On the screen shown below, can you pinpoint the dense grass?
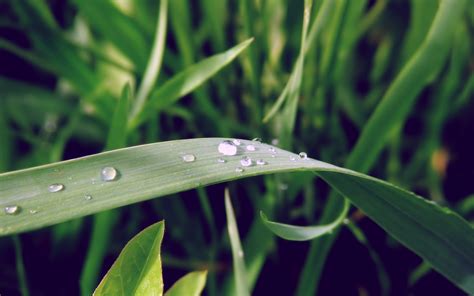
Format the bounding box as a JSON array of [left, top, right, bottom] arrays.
[[0, 0, 473, 295]]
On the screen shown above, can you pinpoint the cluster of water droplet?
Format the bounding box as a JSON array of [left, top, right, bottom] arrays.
[[4, 166, 120, 216]]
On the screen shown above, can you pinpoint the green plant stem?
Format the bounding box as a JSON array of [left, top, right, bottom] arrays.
[[13, 235, 30, 296]]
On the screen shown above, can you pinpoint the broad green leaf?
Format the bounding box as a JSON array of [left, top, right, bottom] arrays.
[[1, 138, 474, 293], [225, 189, 250, 296], [129, 38, 254, 129], [93, 221, 165, 296], [260, 197, 349, 241], [164, 270, 207, 296]]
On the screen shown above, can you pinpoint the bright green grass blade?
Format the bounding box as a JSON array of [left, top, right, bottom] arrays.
[[1, 138, 474, 292], [165, 270, 207, 296], [129, 38, 254, 129], [225, 189, 250, 296], [260, 197, 348, 241], [93, 221, 165, 295], [131, 0, 168, 120], [106, 84, 132, 150]]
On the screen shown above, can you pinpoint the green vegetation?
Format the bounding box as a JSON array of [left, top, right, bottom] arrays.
[[0, 0, 473, 295]]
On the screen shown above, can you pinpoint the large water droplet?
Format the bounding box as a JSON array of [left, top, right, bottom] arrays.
[[256, 159, 266, 165], [182, 154, 196, 162], [299, 152, 308, 159], [84, 195, 93, 201], [48, 183, 64, 193], [240, 156, 252, 167], [235, 167, 244, 173], [101, 167, 118, 182], [4, 205, 20, 215], [246, 144, 256, 151], [217, 158, 226, 163], [232, 139, 241, 146], [218, 140, 238, 156]]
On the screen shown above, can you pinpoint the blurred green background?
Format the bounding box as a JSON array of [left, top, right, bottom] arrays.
[[0, 0, 473, 295]]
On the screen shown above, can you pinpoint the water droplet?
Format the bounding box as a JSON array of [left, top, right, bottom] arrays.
[[29, 209, 38, 214], [268, 147, 276, 153], [271, 139, 279, 146], [182, 154, 196, 162], [101, 167, 118, 182], [217, 158, 226, 163], [299, 152, 308, 159], [256, 159, 266, 165], [240, 156, 252, 167], [218, 140, 238, 156], [271, 154, 276, 158], [252, 137, 262, 142], [232, 139, 241, 146], [84, 195, 93, 201], [235, 167, 244, 173], [48, 183, 64, 193], [4, 205, 20, 215], [290, 156, 296, 161], [246, 144, 256, 151]]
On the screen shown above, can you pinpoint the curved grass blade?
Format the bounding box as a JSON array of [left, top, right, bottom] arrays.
[[259, 197, 349, 241], [93, 221, 165, 295], [130, 38, 254, 129], [0, 138, 473, 293], [165, 270, 207, 296], [225, 189, 250, 296]]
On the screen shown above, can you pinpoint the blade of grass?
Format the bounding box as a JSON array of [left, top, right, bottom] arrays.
[[297, 1, 467, 294], [129, 38, 254, 129], [93, 221, 165, 295], [165, 270, 208, 296], [224, 188, 250, 296], [131, 0, 168, 121], [13, 235, 30, 296], [1, 138, 474, 292], [259, 196, 348, 241]]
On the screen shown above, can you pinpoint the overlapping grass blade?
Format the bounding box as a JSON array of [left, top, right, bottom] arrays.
[[1, 138, 474, 293], [129, 38, 254, 129], [93, 221, 165, 295]]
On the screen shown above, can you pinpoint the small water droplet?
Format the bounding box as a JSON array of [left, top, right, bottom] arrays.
[[84, 195, 93, 201], [246, 144, 256, 151], [217, 158, 226, 163], [268, 147, 276, 153], [101, 167, 118, 182], [235, 167, 244, 173], [256, 159, 266, 165], [232, 139, 241, 146], [271, 139, 279, 146], [29, 209, 38, 214], [299, 152, 308, 159], [182, 154, 196, 162], [218, 140, 238, 156], [290, 156, 296, 161], [48, 183, 64, 193], [4, 205, 21, 215], [252, 137, 262, 142], [240, 156, 252, 167]]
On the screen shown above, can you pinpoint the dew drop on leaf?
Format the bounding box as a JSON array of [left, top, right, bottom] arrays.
[[232, 139, 241, 146], [84, 195, 93, 201], [4, 205, 21, 215], [240, 156, 252, 167], [182, 154, 196, 162], [101, 167, 118, 182], [218, 140, 238, 156], [217, 158, 226, 163], [235, 167, 244, 173], [48, 183, 64, 193], [256, 159, 266, 165], [299, 152, 308, 159], [246, 144, 256, 151]]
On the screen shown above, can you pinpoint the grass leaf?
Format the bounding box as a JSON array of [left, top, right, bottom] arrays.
[[1, 138, 474, 293], [164, 270, 207, 296], [93, 221, 165, 295]]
